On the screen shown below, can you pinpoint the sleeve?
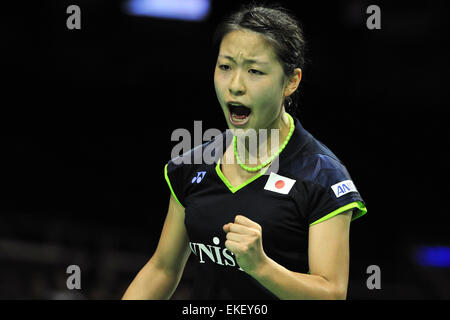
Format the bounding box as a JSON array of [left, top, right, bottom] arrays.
[[306, 157, 368, 226], [164, 160, 186, 208]]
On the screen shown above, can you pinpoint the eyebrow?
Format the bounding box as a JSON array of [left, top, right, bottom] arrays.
[[219, 55, 269, 65]]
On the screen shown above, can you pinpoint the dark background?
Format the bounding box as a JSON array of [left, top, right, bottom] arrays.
[[1, 0, 449, 299]]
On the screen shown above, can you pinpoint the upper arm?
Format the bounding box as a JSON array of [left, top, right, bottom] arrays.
[[308, 209, 353, 298], [151, 195, 191, 276]]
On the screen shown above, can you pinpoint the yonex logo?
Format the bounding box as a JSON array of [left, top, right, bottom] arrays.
[[192, 171, 206, 184]]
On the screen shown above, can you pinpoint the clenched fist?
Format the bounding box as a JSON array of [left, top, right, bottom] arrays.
[[223, 215, 268, 275]]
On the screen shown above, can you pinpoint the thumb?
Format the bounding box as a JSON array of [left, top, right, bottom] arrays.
[[223, 223, 231, 233]]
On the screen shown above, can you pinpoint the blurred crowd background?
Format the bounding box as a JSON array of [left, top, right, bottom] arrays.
[[1, 0, 449, 299]]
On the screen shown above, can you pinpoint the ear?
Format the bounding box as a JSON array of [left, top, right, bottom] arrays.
[[284, 68, 302, 97]]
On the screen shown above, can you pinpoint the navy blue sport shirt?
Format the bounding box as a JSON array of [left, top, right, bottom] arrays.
[[164, 116, 368, 299]]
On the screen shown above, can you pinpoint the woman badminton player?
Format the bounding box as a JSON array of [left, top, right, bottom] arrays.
[[122, 3, 367, 300]]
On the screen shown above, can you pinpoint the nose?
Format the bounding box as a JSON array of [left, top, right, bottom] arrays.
[[229, 70, 245, 96]]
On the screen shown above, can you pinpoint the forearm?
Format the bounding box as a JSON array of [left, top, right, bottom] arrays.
[[249, 257, 346, 300], [122, 260, 181, 300]]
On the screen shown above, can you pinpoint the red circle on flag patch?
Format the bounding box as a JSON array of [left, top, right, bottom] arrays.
[[275, 180, 285, 189]]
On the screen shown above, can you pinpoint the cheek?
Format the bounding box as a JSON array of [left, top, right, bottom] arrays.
[[255, 81, 283, 107], [214, 73, 225, 99]]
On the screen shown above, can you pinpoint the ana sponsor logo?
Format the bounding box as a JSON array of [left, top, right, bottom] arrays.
[[331, 180, 358, 198]]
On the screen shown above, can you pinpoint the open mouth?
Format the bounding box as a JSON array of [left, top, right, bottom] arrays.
[[227, 102, 251, 126]]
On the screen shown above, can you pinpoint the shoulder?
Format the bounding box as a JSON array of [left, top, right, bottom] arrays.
[[166, 130, 229, 177], [284, 136, 352, 189], [304, 153, 350, 185], [164, 131, 229, 207], [280, 118, 350, 185]]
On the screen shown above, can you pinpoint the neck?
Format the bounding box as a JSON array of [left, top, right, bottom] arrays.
[[236, 111, 291, 167]]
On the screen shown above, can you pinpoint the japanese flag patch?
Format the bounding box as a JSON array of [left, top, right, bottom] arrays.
[[264, 172, 296, 194], [331, 180, 358, 198]]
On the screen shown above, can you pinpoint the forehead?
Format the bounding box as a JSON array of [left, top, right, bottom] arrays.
[[218, 29, 277, 63]]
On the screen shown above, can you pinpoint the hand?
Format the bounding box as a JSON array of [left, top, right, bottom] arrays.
[[223, 215, 268, 275]]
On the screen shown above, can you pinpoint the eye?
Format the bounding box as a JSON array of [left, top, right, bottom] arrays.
[[218, 64, 230, 71], [249, 69, 264, 75]]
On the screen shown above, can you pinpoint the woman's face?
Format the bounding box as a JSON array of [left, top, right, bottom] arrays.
[[214, 29, 290, 132]]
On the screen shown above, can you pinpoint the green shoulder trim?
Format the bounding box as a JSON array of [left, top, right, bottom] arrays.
[[164, 163, 184, 209], [309, 201, 367, 226]]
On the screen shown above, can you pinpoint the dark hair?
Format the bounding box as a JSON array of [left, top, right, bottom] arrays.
[[213, 2, 307, 116]]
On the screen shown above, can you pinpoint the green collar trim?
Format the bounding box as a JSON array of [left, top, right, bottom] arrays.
[[217, 113, 295, 193], [215, 158, 268, 194]]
